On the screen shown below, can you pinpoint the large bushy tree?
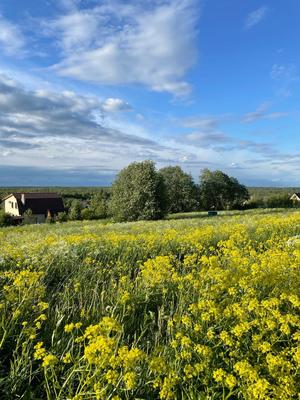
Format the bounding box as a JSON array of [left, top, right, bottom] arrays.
[[199, 169, 249, 210], [110, 160, 166, 222], [159, 166, 198, 213]]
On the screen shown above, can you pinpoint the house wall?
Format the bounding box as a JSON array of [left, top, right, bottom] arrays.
[[4, 196, 20, 216]]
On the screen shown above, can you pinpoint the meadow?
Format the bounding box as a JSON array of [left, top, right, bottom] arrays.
[[1, 209, 300, 399]]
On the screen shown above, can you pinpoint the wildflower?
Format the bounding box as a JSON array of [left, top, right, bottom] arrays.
[[62, 352, 72, 364], [123, 371, 136, 390], [74, 282, 81, 292], [34, 342, 47, 360], [64, 323, 75, 333], [150, 356, 168, 374], [42, 354, 58, 368], [258, 341, 271, 354], [213, 368, 226, 383], [118, 346, 145, 369], [37, 301, 49, 311], [225, 374, 237, 389], [105, 369, 119, 385], [120, 290, 130, 304], [159, 374, 179, 400]]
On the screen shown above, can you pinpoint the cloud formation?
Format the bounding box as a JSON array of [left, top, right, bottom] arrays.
[[244, 6, 268, 30], [0, 73, 200, 181], [101, 98, 132, 113], [242, 103, 288, 123], [45, 0, 199, 96], [0, 74, 141, 142], [0, 15, 25, 55]]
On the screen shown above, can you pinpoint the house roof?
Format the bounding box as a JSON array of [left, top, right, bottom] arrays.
[[3, 192, 65, 215], [290, 193, 300, 200]]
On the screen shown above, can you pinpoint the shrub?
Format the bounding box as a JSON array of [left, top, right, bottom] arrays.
[[0, 210, 12, 227], [55, 211, 68, 222]]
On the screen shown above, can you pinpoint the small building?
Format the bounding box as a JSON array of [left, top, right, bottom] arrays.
[[2, 192, 65, 223], [290, 193, 300, 202]]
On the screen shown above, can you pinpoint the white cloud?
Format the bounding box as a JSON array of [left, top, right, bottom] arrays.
[[0, 72, 194, 174], [185, 131, 230, 145], [181, 117, 219, 130], [270, 64, 297, 81], [101, 98, 132, 113], [0, 15, 25, 55], [244, 6, 268, 30], [270, 64, 298, 97], [45, 0, 199, 96], [242, 103, 288, 123]]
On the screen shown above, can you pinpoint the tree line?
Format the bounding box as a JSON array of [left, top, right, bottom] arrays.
[[1, 160, 297, 226], [108, 161, 249, 222]]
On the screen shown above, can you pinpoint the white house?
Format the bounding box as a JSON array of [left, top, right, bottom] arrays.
[[290, 193, 300, 202], [2, 192, 65, 223]]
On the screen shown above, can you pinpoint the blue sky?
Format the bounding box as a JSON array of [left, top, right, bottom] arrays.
[[0, 0, 299, 186]]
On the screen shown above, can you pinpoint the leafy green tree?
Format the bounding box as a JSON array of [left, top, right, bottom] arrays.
[[0, 210, 12, 227], [199, 169, 249, 210], [80, 191, 109, 220], [68, 200, 82, 220], [110, 160, 166, 222], [89, 191, 108, 219], [159, 166, 198, 213], [229, 176, 250, 208]]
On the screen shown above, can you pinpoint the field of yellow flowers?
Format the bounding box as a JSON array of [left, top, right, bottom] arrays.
[[1, 209, 300, 399]]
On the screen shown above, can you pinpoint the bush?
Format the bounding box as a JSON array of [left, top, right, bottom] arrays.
[[55, 211, 68, 223], [110, 160, 166, 222], [0, 210, 12, 227], [81, 208, 96, 220], [23, 209, 36, 225]]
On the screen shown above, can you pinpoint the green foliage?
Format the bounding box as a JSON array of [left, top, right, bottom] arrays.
[[82, 191, 109, 220], [249, 193, 295, 209], [264, 194, 294, 208], [23, 209, 35, 225], [159, 166, 198, 213], [80, 208, 95, 220], [55, 211, 68, 222], [68, 200, 82, 221], [199, 169, 249, 210], [110, 160, 167, 222], [90, 191, 109, 218], [0, 210, 12, 227]]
